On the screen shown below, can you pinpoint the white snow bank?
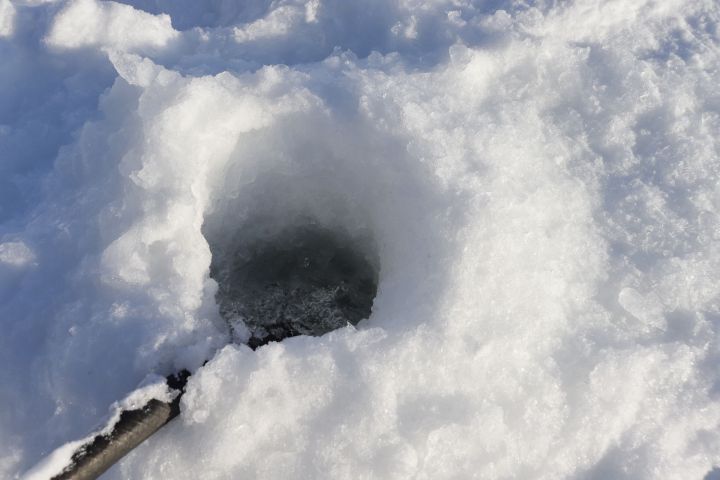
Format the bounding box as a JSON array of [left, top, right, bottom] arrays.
[[2, 0, 720, 479], [46, 0, 178, 52]]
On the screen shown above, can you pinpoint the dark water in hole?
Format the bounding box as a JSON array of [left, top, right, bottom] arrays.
[[211, 227, 378, 347]]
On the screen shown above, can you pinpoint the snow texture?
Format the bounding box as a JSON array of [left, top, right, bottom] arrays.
[[1, 0, 720, 479], [0, 0, 15, 38]]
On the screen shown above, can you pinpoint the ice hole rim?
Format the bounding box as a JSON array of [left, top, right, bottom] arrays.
[[200, 111, 459, 346]]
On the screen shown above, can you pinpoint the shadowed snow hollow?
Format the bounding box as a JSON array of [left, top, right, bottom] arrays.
[[2, 1, 720, 479]]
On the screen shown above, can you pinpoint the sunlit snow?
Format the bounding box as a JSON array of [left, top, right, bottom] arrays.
[[2, 0, 720, 479]]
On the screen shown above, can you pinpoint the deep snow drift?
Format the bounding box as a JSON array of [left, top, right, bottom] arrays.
[[2, 0, 720, 478]]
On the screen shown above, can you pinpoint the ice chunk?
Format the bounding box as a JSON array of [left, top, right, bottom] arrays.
[[618, 287, 667, 331]]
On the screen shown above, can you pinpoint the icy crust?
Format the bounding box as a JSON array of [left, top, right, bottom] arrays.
[[1, 0, 720, 479]]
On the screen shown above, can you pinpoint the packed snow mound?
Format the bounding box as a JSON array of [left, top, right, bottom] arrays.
[[1, 0, 720, 479], [47, 0, 178, 52]]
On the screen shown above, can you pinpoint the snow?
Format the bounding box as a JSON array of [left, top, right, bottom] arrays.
[[1, 0, 719, 479], [0, 241, 35, 267], [0, 0, 15, 38], [46, 0, 178, 52]]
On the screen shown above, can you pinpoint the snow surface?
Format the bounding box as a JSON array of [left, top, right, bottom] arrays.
[[1, 0, 720, 478]]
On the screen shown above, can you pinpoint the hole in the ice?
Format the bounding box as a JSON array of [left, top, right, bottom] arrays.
[[210, 225, 378, 348]]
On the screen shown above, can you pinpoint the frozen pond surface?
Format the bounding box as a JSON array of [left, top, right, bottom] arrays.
[[2, 0, 720, 478]]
